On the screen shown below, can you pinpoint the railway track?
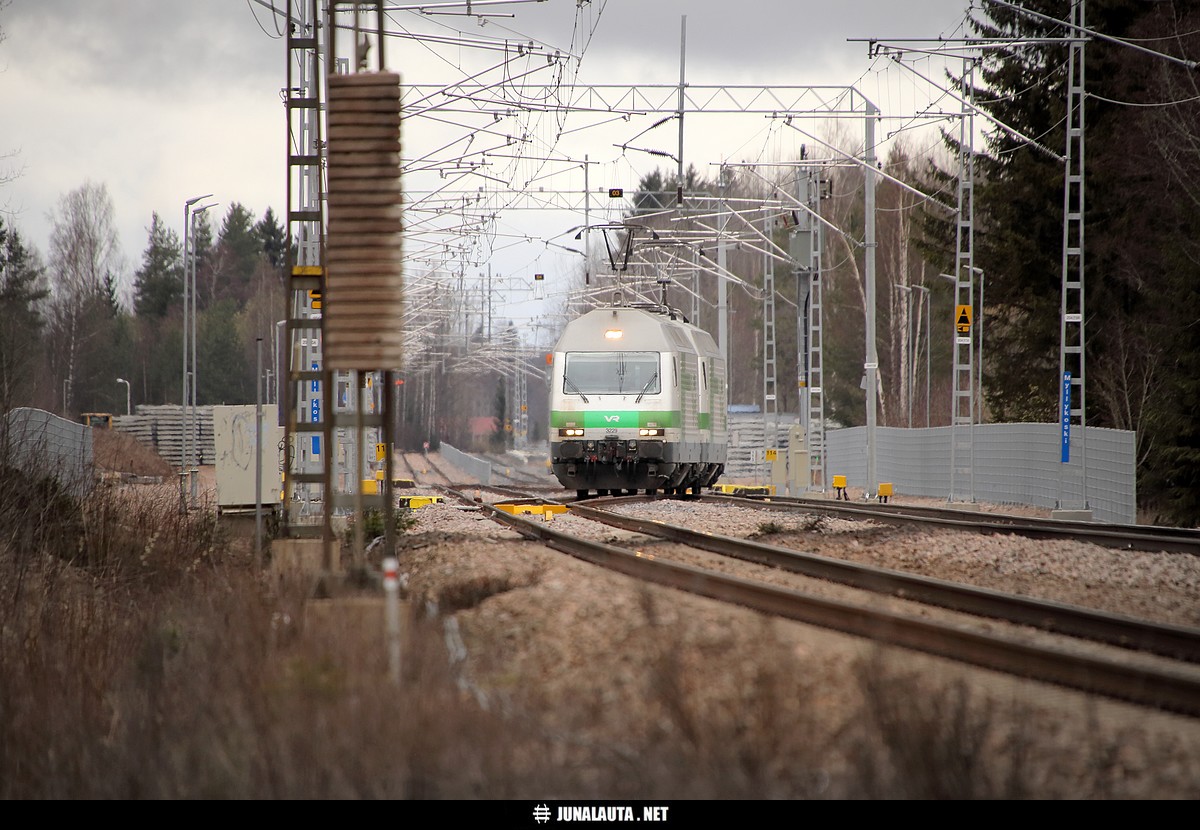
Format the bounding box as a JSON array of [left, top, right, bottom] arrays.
[[718, 492, 1200, 555], [481, 453, 553, 488], [439, 487, 1200, 718], [400, 451, 455, 488], [391, 450, 417, 484]]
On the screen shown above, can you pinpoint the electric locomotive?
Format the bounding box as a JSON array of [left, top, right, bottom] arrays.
[[548, 301, 727, 497]]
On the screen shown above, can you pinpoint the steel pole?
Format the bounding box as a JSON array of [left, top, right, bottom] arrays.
[[864, 102, 879, 499], [181, 194, 210, 507], [191, 210, 197, 502], [188, 201, 217, 505], [190, 209, 199, 503], [182, 201, 191, 498], [910, 285, 931, 428], [973, 266, 985, 423], [255, 337, 263, 569], [116, 377, 131, 416]]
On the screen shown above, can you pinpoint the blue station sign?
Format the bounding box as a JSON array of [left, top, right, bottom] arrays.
[[1060, 371, 1071, 463]]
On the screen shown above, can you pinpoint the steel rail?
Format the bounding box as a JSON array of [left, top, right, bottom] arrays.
[[481, 454, 548, 487], [774, 493, 1200, 541], [455, 495, 1200, 719], [711, 494, 1200, 555], [393, 451, 417, 483], [564, 500, 1200, 664], [414, 452, 456, 488]]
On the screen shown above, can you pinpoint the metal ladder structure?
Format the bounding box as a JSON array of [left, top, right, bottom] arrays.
[[1058, 0, 1089, 513], [283, 0, 328, 540], [801, 166, 826, 493], [515, 358, 528, 447], [281, 0, 400, 575], [762, 213, 778, 462], [948, 56, 978, 504]]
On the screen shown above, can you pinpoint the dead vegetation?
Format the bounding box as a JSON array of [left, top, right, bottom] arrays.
[[92, 427, 175, 479], [1, 454, 1198, 799]]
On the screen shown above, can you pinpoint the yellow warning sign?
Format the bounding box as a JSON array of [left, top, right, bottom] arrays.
[[956, 304, 973, 334]]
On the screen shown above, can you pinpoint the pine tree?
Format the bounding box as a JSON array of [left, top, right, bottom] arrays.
[[255, 207, 288, 269], [132, 213, 183, 319], [197, 299, 251, 405], [961, 1, 1200, 524], [208, 203, 260, 307], [0, 218, 49, 412]]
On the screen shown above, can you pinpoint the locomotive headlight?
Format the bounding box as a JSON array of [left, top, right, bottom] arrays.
[[638, 428, 664, 437], [604, 329, 623, 340], [559, 427, 585, 437]]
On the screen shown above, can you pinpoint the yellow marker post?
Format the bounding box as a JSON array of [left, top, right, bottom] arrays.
[[832, 474, 848, 501]]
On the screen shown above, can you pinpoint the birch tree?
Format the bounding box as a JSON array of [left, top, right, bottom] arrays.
[[46, 181, 123, 414]]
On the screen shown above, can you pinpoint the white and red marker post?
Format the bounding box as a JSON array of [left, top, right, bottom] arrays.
[[383, 556, 401, 686]]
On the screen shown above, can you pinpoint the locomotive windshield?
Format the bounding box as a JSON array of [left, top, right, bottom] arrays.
[[564, 352, 660, 396]]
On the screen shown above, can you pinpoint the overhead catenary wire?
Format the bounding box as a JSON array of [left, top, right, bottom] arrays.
[[269, 1, 1008, 356]]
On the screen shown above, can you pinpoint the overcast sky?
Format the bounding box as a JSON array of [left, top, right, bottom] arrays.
[[1, 0, 977, 325]]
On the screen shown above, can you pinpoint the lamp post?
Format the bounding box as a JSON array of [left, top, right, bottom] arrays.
[[188, 200, 218, 505], [894, 285, 916, 428], [909, 284, 931, 428], [275, 319, 286, 405], [182, 193, 210, 503], [116, 377, 131, 416], [255, 336, 263, 569]]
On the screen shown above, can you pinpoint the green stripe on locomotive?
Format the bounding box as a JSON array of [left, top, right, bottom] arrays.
[[550, 410, 680, 428]]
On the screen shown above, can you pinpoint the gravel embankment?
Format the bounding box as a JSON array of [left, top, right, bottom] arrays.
[[394, 495, 1200, 798]]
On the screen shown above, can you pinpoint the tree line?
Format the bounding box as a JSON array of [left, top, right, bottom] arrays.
[[962, 0, 1200, 526], [598, 2, 1200, 526], [0, 182, 286, 419], [4, 2, 1199, 525]]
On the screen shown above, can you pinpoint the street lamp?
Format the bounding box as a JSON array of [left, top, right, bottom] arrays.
[[190, 201, 219, 406], [910, 285, 931, 428], [188, 201, 218, 505], [894, 285, 916, 428], [275, 319, 286, 405], [182, 193, 210, 497], [116, 377, 131, 416]]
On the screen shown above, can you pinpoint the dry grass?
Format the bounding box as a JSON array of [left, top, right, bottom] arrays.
[[1, 458, 1197, 799], [92, 429, 175, 479]]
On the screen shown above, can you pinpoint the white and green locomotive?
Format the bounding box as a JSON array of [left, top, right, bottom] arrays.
[[549, 302, 727, 497]]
